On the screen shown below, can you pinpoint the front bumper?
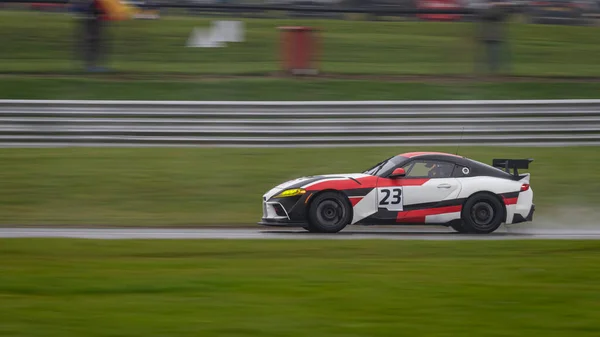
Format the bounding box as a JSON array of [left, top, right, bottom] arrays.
[[258, 193, 310, 227], [258, 218, 308, 227]]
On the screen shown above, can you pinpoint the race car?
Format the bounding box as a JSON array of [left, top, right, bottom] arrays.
[[258, 151, 534, 234]]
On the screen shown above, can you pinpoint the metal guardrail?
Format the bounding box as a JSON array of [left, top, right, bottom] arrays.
[[0, 99, 599, 147]]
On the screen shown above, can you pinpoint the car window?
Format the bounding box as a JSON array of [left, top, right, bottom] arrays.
[[402, 160, 455, 178]]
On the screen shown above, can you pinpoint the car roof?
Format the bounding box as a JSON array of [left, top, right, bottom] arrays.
[[395, 151, 517, 180], [398, 151, 464, 159]]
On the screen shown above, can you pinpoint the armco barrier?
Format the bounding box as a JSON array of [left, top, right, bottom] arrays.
[[0, 99, 599, 147]]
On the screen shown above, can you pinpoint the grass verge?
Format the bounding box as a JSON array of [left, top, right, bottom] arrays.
[[0, 147, 598, 226], [2, 77, 600, 100], [1, 10, 600, 76], [1, 239, 600, 337]]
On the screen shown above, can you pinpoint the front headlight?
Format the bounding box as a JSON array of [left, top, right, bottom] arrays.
[[275, 188, 306, 198]]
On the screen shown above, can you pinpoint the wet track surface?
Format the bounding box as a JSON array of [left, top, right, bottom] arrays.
[[2, 226, 600, 240]]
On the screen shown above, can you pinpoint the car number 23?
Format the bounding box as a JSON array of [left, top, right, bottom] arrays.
[[377, 187, 403, 211]]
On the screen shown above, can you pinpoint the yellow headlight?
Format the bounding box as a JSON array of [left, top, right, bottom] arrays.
[[275, 188, 306, 198]]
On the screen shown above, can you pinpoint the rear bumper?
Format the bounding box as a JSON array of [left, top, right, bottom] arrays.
[[512, 204, 535, 224]]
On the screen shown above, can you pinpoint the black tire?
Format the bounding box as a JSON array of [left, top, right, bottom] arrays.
[[306, 192, 352, 233], [461, 193, 505, 234]]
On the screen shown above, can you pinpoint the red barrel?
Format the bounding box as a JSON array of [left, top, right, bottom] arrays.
[[278, 26, 320, 75]]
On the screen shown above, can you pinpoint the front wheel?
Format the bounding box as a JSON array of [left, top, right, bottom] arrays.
[[461, 193, 505, 234], [306, 192, 352, 233]]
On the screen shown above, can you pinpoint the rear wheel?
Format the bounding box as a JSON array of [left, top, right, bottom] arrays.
[[306, 192, 352, 233], [461, 193, 505, 234]]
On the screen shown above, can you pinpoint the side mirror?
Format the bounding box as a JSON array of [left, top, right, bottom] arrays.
[[389, 168, 406, 179]]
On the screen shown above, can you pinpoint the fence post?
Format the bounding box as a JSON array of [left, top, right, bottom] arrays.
[[476, 0, 512, 76]]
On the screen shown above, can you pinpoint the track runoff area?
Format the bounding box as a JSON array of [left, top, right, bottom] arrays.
[[2, 225, 600, 240]]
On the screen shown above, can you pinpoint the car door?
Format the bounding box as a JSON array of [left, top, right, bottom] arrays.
[[375, 159, 462, 222]]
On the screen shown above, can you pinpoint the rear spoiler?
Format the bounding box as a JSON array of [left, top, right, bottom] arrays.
[[492, 158, 533, 177]]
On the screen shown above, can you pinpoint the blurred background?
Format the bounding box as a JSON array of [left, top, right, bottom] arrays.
[[1, 2, 600, 337], [0, 0, 599, 224], [1, 0, 599, 84]]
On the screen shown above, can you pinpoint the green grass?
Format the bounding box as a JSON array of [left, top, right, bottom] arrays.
[[1, 10, 600, 76], [2, 76, 600, 100], [0, 147, 598, 226], [1, 239, 600, 337]]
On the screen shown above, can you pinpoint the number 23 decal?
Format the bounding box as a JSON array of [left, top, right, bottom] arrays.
[[378, 187, 403, 211]]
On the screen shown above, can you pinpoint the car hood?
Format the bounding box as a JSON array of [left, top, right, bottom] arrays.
[[263, 173, 370, 200]]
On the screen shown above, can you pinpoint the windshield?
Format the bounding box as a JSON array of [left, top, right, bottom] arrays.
[[363, 156, 407, 176], [363, 157, 391, 175]]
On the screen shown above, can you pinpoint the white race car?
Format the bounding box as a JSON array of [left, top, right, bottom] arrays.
[[259, 151, 534, 234]]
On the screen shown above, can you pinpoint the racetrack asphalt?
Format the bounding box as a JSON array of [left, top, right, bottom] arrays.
[[2, 225, 600, 240]]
